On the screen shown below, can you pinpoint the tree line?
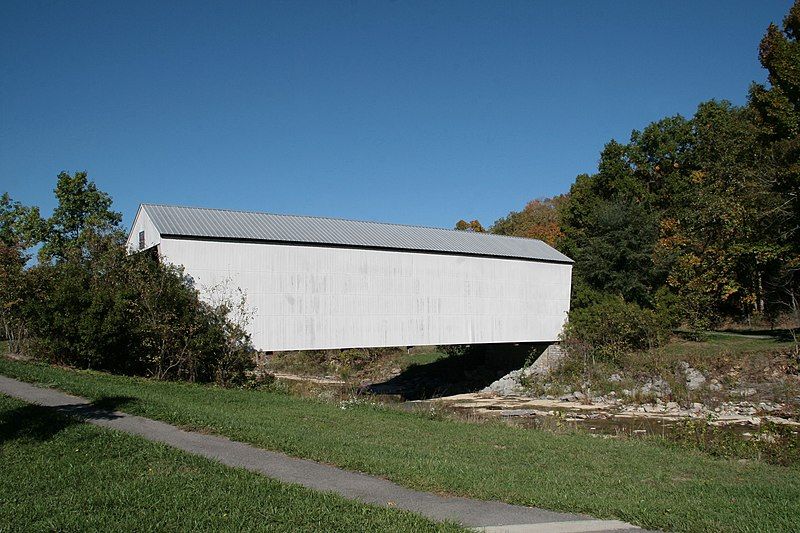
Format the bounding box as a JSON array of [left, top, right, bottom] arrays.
[[459, 2, 800, 336]]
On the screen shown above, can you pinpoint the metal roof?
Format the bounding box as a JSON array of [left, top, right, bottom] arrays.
[[139, 204, 573, 264]]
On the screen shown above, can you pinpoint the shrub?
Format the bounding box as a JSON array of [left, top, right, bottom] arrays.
[[439, 344, 470, 358], [15, 234, 255, 385], [2, 175, 255, 386], [562, 296, 669, 365]]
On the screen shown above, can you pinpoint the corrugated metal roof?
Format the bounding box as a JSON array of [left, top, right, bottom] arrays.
[[140, 204, 573, 264]]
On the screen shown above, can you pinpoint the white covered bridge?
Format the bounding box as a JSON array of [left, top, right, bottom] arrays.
[[127, 204, 573, 352]]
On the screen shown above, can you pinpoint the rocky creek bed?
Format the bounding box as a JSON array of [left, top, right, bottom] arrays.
[[413, 392, 800, 439], [273, 372, 799, 444]]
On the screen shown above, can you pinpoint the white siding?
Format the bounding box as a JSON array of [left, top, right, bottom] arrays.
[[158, 238, 572, 352], [125, 208, 161, 252]]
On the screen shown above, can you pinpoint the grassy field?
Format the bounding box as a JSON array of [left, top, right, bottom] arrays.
[[658, 331, 797, 359], [1, 358, 799, 532], [0, 394, 460, 532]]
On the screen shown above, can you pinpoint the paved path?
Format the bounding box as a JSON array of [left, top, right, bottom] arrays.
[[0, 375, 641, 533]]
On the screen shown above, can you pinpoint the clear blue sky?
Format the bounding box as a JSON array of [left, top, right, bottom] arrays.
[[0, 0, 793, 232]]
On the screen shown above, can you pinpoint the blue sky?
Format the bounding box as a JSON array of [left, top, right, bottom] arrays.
[[0, 0, 793, 232]]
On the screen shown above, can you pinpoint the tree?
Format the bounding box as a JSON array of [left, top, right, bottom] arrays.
[[0, 193, 44, 250], [454, 219, 485, 232], [0, 193, 44, 351], [39, 171, 122, 263], [750, 1, 800, 140], [654, 101, 784, 325], [560, 136, 669, 307], [7, 172, 255, 384], [749, 0, 800, 321], [490, 195, 566, 245]]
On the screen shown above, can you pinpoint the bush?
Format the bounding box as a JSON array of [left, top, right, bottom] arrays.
[[2, 175, 255, 386], [562, 296, 669, 365], [15, 234, 255, 386], [439, 344, 471, 358]]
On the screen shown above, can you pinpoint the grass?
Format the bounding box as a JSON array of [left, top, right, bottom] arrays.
[[627, 332, 799, 402], [658, 331, 797, 360], [401, 349, 447, 367], [1, 358, 799, 532], [0, 394, 460, 532]]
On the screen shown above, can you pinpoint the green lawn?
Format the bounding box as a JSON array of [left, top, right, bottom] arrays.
[[0, 394, 459, 532], [658, 331, 797, 359], [1, 358, 799, 532]]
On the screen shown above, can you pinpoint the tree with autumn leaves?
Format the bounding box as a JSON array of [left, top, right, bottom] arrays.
[[491, 196, 565, 246]]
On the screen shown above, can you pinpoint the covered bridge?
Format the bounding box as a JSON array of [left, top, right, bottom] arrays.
[[127, 204, 573, 352]]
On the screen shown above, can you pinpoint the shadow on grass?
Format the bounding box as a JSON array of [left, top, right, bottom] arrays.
[[0, 395, 137, 445], [366, 343, 546, 400]]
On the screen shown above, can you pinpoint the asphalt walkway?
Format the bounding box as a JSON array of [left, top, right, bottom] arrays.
[[0, 375, 641, 533]]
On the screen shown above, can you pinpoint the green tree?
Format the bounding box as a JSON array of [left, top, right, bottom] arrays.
[[0, 194, 44, 351], [749, 0, 800, 320], [560, 134, 673, 307], [39, 171, 122, 263], [656, 101, 782, 326], [8, 172, 255, 384]]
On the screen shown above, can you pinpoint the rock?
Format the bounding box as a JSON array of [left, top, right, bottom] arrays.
[[758, 402, 778, 413], [572, 391, 586, 401], [734, 387, 757, 397], [666, 401, 680, 410], [708, 379, 723, 392], [757, 428, 776, 441], [609, 373, 623, 383], [559, 393, 574, 402], [679, 361, 706, 391], [691, 402, 704, 412], [480, 344, 567, 395], [499, 409, 537, 417], [641, 378, 672, 397], [481, 372, 523, 395]]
